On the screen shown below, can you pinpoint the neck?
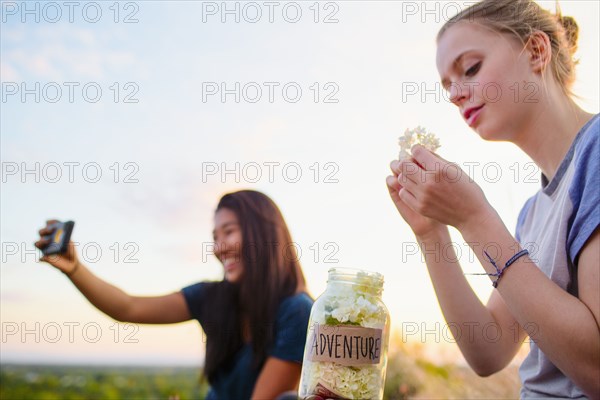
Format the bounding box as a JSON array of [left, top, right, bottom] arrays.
[[513, 91, 594, 181]]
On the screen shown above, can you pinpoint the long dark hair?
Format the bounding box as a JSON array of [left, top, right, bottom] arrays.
[[200, 190, 307, 383]]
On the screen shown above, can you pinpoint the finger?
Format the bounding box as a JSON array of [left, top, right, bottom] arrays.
[[40, 220, 59, 235], [398, 187, 420, 212], [66, 241, 77, 260], [400, 160, 420, 183], [386, 175, 402, 194], [386, 176, 406, 212], [390, 160, 401, 175], [34, 239, 50, 249], [411, 144, 445, 171], [43, 252, 61, 264], [397, 173, 417, 190], [39, 254, 54, 263], [39, 227, 52, 235], [431, 150, 449, 163]]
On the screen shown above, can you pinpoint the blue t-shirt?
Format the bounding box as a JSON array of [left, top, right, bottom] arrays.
[[516, 114, 599, 398], [181, 282, 314, 400]]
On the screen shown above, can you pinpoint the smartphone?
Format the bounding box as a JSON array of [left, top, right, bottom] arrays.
[[42, 221, 75, 255]]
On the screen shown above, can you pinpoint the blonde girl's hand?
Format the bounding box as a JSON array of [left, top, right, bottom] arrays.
[[387, 160, 445, 240], [35, 220, 80, 275], [396, 145, 496, 233]]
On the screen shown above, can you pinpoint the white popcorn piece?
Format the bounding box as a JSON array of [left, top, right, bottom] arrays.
[[398, 126, 441, 160]]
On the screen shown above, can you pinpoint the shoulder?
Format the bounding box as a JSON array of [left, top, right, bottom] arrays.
[[181, 281, 225, 321], [567, 114, 600, 264], [275, 292, 314, 324], [573, 114, 599, 166], [279, 292, 314, 312], [270, 292, 314, 362], [181, 280, 220, 300], [569, 114, 599, 202]]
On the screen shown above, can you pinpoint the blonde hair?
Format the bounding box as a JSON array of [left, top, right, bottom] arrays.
[[437, 0, 580, 97]]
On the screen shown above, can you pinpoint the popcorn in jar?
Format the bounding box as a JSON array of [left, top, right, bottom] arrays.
[[299, 268, 390, 400]]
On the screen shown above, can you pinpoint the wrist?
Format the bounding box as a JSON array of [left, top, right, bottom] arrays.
[[64, 261, 81, 278], [416, 225, 450, 245], [457, 205, 499, 238]]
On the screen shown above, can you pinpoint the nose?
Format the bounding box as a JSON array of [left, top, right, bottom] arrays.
[[448, 82, 467, 106]]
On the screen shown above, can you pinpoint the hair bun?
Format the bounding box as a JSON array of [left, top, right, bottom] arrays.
[[558, 15, 579, 54]]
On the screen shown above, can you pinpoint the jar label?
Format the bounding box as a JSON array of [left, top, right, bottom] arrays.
[[306, 324, 383, 365]]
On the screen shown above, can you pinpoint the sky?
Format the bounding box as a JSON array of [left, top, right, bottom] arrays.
[[1, 0, 598, 366]]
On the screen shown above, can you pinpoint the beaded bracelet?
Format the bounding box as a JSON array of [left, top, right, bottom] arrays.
[[465, 249, 529, 288]]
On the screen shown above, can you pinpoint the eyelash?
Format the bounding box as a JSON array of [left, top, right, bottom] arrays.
[[214, 229, 235, 241], [465, 62, 482, 77]]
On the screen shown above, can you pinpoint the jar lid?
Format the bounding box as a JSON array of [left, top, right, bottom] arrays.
[[327, 267, 384, 289]]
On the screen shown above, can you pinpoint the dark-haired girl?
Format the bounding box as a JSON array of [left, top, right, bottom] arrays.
[[36, 190, 313, 399]]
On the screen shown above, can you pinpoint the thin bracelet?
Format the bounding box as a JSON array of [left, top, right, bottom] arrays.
[[464, 249, 529, 288], [489, 249, 529, 288], [64, 261, 81, 278]]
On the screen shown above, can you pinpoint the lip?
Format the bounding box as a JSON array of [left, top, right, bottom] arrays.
[[223, 261, 240, 272], [463, 105, 484, 126]]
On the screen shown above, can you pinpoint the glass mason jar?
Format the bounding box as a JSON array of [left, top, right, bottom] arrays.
[[299, 268, 390, 400]]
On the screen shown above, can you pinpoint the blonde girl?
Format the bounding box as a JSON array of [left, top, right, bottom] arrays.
[[387, 1, 599, 398]]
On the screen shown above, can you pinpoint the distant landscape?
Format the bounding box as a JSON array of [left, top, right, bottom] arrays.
[[0, 364, 208, 400], [1, 342, 521, 399]]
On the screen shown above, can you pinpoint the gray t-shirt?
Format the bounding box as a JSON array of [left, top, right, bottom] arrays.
[[516, 114, 599, 399]]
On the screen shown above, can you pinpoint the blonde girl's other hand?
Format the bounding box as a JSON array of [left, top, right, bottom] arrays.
[[401, 145, 496, 232], [387, 159, 445, 240]]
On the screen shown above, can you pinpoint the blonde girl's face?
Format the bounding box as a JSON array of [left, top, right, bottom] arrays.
[[436, 21, 543, 141]]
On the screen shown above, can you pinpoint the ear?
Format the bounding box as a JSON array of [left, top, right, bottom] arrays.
[[526, 31, 552, 73]]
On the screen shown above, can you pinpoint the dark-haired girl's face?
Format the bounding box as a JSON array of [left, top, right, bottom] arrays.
[[213, 208, 244, 283], [436, 21, 541, 141]]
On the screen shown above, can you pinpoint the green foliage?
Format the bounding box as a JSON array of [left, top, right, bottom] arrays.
[[325, 315, 361, 326], [1, 347, 520, 400], [0, 365, 209, 400], [382, 342, 521, 399], [415, 359, 450, 380]]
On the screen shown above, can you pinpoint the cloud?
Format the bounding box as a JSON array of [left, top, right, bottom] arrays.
[[111, 168, 238, 233], [3, 25, 139, 81], [235, 117, 288, 155], [0, 61, 20, 81]]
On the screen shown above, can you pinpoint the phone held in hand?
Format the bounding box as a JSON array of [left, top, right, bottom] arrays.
[[42, 221, 75, 255]]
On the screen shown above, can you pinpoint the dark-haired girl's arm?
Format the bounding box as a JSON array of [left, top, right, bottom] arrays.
[[251, 357, 302, 400], [36, 222, 192, 324]]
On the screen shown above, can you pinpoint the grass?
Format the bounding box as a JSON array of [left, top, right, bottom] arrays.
[[1, 343, 521, 399]]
